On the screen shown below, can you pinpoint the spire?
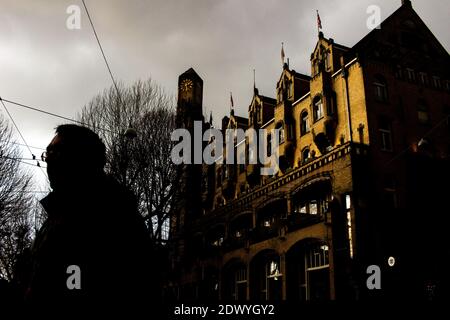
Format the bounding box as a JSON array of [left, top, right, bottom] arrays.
[[281, 42, 285, 65], [209, 111, 213, 126], [253, 68, 256, 90]]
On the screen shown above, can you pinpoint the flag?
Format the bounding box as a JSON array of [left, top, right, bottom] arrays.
[[317, 10, 322, 30], [281, 42, 285, 64]]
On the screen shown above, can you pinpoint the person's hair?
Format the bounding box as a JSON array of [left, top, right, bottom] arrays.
[[55, 124, 106, 171]]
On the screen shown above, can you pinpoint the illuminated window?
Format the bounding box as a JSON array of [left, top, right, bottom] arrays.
[[417, 100, 429, 124], [345, 194, 353, 259], [302, 148, 310, 164]]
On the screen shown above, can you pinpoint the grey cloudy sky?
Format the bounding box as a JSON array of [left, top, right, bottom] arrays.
[[0, 0, 449, 190]]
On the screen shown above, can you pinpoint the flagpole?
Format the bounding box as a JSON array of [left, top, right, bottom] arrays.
[[316, 10, 319, 35]]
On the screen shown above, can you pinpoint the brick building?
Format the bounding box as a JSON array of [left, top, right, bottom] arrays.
[[168, 0, 450, 301]]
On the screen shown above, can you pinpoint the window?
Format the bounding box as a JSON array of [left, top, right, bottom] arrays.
[[293, 198, 328, 216], [302, 148, 310, 164], [432, 76, 442, 89], [233, 267, 247, 300], [418, 72, 428, 86], [267, 133, 272, 157], [306, 246, 329, 269], [417, 100, 429, 124], [276, 123, 285, 144], [345, 194, 353, 259], [406, 68, 416, 82], [378, 118, 393, 151], [327, 92, 336, 115], [383, 177, 397, 209], [395, 65, 403, 79], [313, 96, 323, 121], [300, 111, 310, 135], [373, 75, 388, 102], [324, 52, 331, 71], [267, 260, 281, 280], [212, 236, 224, 247]]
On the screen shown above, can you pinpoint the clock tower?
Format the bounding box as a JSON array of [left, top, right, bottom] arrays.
[[177, 68, 203, 129], [171, 68, 205, 274]]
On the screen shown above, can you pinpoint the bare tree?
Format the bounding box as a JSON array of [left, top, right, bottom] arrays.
[[0, 115, 35, 281], [79, 79, 176, 242]]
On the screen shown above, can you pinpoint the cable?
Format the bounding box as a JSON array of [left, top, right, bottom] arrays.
[[0, 98, 49, 180], [0, 140, 46, 151], [0, 97, 114, 134], [1, 98, 35, 157], [82, 0, 122, 102], [0, 155, 47, 169], [9, 190, 49, 194]]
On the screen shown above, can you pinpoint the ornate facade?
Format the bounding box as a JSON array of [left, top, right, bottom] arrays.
[[168, 0, 450, 301]]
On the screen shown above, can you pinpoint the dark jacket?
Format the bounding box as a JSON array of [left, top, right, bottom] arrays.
[[28, 175, 158, 311]]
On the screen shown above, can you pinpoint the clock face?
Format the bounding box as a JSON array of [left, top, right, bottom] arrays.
[[180, 79, 193, 92]]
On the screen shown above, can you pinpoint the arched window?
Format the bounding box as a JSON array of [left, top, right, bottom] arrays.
[[373, 75, 388, 102], [313, 96, 323, 121], [300, 111, 310, 135]]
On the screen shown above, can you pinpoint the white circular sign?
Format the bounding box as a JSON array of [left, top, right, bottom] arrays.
[[388, 256, 395, 267]]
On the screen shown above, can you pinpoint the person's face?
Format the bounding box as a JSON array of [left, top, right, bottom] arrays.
[[45, 134, 74, 190]]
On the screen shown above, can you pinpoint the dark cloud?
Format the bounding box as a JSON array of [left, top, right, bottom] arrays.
[[0, 0, 448, 188]]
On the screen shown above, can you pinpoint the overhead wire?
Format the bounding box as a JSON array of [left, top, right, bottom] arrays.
[[0, 98, 49, 178]]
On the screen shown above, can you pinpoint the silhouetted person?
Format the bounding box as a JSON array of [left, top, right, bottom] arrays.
[[27, 124, 158, 313]]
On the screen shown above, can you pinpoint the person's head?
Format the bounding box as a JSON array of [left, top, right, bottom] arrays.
[[44, 124, 106, 191]]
